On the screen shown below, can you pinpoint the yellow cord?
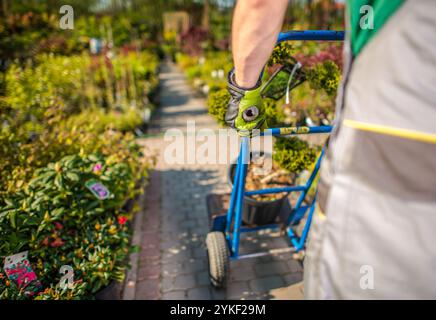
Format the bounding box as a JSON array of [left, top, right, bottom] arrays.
[[343, 119, 436, 144]]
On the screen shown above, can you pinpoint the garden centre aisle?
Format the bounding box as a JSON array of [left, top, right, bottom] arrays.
[[132, 62, 304, 300]]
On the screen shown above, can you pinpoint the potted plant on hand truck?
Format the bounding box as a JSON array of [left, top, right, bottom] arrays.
[[205, 30, 345, 288], [227, 137, 318, 227]]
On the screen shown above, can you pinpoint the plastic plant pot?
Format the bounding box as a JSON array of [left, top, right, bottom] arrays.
[[228, 162, 292, 226]]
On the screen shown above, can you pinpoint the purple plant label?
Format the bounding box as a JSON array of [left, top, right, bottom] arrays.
[[3, 251, 42, 296], [85, 179, 110, 200]]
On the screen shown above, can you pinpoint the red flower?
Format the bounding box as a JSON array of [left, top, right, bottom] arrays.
[[50, 238, 65, 248], [54, 222, 63, 230], [117, 216, 128, 225], [41, 237, 49, 246]]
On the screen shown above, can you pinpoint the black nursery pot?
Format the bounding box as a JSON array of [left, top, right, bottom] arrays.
[[228, 163, 291, 226]]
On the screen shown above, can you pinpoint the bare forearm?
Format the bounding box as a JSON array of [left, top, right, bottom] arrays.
[[231, 0, 289, 88]]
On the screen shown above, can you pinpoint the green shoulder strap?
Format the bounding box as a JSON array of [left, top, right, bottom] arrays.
[[348, 0, 405, 56]]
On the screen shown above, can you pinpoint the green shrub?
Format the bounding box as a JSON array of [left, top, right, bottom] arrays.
[[267, 42, 294, 67], [185, 66, 202, 80], [267, 43, 341, 98], [175, 53, 198, 70], [177, 51, 232, 93], [273, 137, 318, 174], [0, 13, 160, 300], [3, 55, 88, 125], [306, 61, 340, 97], [0, 153, 136, 299], [0, 105, 153, 201], [0, 50, 158, 198], [264, 98, 286, 127], [0, 73, 154, 299], [2, 51, 158, 129], [207, 89, 230, 126], [67, 108, 144, 133]]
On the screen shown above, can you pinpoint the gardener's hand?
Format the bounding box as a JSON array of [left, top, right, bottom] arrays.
[[226, 69, 266, 137]]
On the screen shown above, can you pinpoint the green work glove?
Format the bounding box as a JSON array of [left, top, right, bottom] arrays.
[[225, 69, 267, 137]]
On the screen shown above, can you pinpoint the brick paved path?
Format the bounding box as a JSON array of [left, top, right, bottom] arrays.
[[133, 62, 304, 300]]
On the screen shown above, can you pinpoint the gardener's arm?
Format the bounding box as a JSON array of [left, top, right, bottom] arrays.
[[231, 0, 289, 88]]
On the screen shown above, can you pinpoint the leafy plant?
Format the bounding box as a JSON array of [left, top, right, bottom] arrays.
[[273, 137, 318, 174], [175, 53, 198, 70], [207, 88, 230, 126], [66, 108, 145, 133], [2, 51, 158, 128], [0, 50, 158, 198], [179, 26, 209, 56], [177, 51, 232, 94], [268, 42, 295, 67], [0, 112, 152, 199], [306, 60, 341, 97], [0, 153, 138, 299], [264, 98, 286, 127]]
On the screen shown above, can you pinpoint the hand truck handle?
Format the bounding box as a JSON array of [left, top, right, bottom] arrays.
[[277, 30, 345, 44]]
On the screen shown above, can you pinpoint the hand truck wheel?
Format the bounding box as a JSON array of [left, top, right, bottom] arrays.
[[206, 231, 229, 288]]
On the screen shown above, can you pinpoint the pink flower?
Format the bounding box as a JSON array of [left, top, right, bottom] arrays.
[[118, 216, 128, 225], [93, 163, 102, 173], [50, 238, 65, 248]]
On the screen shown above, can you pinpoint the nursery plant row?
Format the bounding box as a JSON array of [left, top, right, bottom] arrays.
[[0, 49, 159, 299]]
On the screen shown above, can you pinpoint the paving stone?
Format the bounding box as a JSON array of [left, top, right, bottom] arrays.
[[187, 287, 211, 300], [187, 235, 204, 245], [196, 271, 210, 286], [173, 274, 196, 290], [249, 276, 285, 293], [139, 249, 160, 263], [161, 248, 192, 263], [138, 264, 160, 280], [192, 247, 207, 259], [160, 240, 180, 250], [161, 223, 179, 233], [241, 293, 270, 300], [187, 211, 202, 219], [183, 258, 207, 273], [180, 219, 197, 229], [211, 288, 226, 300], [189, 226, 208, 237], [194, 217, 209, 226], [161, 262, 183, 276], [161, 276, 175, 293], [227, 281, 252, 300], [229, 266, 256, 282], [254, 261, 289, 277], [162, 291, 186, 300], [286, 259, 304, 273], [282, 273, 303, 286], [141, 233, 160, 249], [136, 279, 160, 300]]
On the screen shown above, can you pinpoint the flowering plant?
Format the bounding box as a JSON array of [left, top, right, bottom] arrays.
[[0, 153, 139, 299]]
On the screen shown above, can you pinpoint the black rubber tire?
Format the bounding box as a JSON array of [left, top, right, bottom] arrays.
[[206, 231, 229, 288]]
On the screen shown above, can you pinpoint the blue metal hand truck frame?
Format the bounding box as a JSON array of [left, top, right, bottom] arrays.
[[205, 30, 344, 288]]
